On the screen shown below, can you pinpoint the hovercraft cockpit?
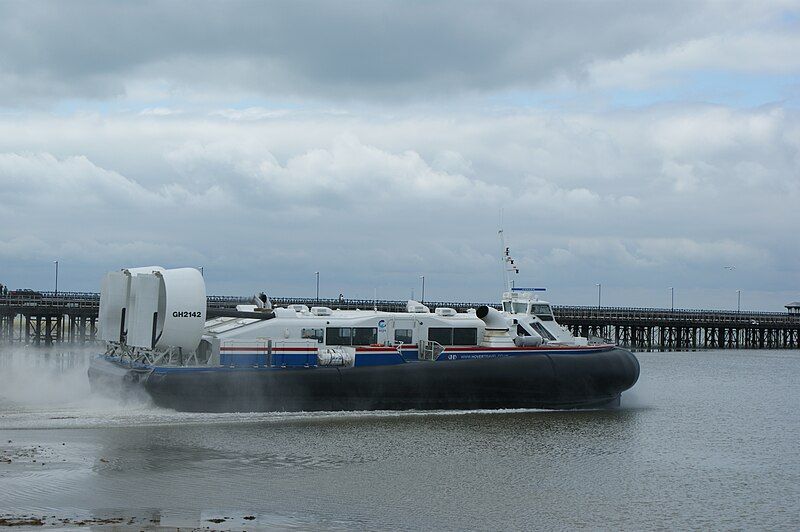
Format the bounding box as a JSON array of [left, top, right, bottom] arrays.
[[500, 289, 588, 347]]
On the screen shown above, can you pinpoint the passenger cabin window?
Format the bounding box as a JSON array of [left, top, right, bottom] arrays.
[[353, 327, 378, 346], [395, 328, 413, 344], [327, 327, 377, 346], [428, 327, 453, 345], [453, 327, 477, 345], [517, 324, 530, 337], [301, 328, 324, 343], [512, 302, 528, 314], [503, 302, 512, 312], [428, 327, 478, 346], [326, 327, 352, 346]]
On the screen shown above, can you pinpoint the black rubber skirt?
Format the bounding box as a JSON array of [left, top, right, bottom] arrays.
[[89, 347, 640, 413]]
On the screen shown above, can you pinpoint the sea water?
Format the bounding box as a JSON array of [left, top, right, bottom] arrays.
[[0, 347, 798, 530]]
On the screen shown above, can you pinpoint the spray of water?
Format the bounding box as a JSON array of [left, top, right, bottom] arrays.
[[619, 354, 652, 410], [0, 346, 91, 407], [0, 345, 155, 420]]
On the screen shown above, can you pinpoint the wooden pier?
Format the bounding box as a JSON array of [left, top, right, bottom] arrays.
[[1, 292, 798, 350], [553, 306, 800, 350], [0, 292, 99, 345]]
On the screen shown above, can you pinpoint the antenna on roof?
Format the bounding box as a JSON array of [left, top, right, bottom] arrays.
[[498, 219, 519, 292]]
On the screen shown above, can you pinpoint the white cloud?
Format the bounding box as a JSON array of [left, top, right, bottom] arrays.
[[0, 152, 157, 208], [210, 108, 295, 121], [139, 107, 182, 116], [588, 31, 800, 91], [0, 102, 796, 308]]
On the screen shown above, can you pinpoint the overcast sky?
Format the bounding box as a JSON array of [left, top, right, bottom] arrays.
[[0, 1, 798, 310]]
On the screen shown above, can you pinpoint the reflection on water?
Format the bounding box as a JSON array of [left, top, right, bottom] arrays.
[[1, 347, 799, 530]]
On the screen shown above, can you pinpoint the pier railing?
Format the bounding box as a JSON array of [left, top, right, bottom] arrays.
[[553, 305, 795, 324]]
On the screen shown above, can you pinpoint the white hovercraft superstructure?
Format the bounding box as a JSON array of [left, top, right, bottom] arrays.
[[99, 271, 594, 369]]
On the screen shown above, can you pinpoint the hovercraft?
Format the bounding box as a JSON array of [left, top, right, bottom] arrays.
[[88, 266, 639, 412]]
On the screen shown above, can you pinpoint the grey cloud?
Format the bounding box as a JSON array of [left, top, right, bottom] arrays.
[[0, 1, 788, 105]]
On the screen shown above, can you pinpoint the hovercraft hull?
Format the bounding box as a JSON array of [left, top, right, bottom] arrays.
[[89, 347, 640, 412]]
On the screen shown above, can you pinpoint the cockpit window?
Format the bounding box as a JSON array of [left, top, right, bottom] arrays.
[[530, 322, 557, 341], [503, 302, 512, 312], [532, 304, 552, 316], [512, 302, 528, 314]]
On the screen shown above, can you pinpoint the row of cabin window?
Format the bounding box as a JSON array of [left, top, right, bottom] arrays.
[[428, 327, 478, 346], [397, 328, 478, 345], [302, 327, 378, 346], [301, 326, 479, 346], [394, 327, 479, 346]]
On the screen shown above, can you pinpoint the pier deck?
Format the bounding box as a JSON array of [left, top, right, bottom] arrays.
[[1, 293, 798, 350]]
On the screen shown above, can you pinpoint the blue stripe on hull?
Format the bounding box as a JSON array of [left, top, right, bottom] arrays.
[[435, 349, 608, 361], [220, 352, 317, 367], [353, 352, 406, 367], [103, 345, 616, 373]]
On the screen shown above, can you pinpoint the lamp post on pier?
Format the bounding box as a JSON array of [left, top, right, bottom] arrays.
[[670, 286, 674, 311], [53, 260, 59, 297], [737, 289, 741, 313], [596, 283, 601, 310], [315, 271, 320, 305], [420, 275, 425, 304]]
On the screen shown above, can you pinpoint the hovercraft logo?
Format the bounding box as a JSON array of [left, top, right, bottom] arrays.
[[378, 319, 386, 329]]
